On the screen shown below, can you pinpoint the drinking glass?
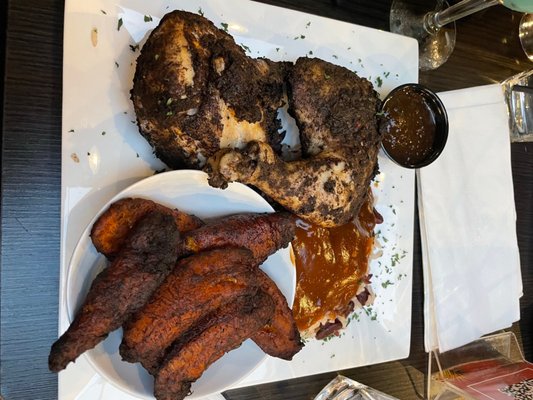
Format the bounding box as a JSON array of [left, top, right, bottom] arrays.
[[390, 0, 533, 71]]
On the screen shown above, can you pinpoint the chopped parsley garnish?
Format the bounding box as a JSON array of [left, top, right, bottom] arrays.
[[381, 280, 394, 288], [144, 15, 153, 22], [308, 50, 313, 55], [391, 253, 401, 267], [306, 21, 311, 27], [129, 44, 139, 52], [332, 54, 338, 59], [198, 7, 204, 16], [166, 111, 174, 116], [276, 47, 280, 52], [375, 76, 383, 87], [384, 71, 390, 78], [117, 18, 123, 31], [166, 98, 173, 106], [324, 73, 331, 80], [101, 131, 106, 135], [68, 129, 75, 133], [100, 9, 107, 15], [220, 22, 229, 32], [240, 43, 251, 53], [115, 61, 119, 68]]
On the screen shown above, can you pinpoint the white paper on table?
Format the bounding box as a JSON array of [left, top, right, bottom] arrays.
[[419, 84, 522, 353]]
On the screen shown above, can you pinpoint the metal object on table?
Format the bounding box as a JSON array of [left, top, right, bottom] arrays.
[[502, 69, 533, 142], [314, 376, 399, 400]]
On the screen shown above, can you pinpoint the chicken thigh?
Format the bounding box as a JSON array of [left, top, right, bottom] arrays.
[[207, 58, 382, 227], [132, 10, 288, 169]]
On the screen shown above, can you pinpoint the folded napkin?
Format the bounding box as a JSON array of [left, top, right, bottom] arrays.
[[418, 84, 522, 353]]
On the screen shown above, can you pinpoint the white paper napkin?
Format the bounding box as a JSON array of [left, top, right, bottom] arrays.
[[418, 84, 522, 353]]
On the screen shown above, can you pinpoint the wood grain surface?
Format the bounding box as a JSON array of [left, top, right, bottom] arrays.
[[1, 1, 531, 399]]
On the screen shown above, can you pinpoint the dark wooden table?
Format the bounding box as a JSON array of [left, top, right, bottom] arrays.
[[1, 1, 531, 399]]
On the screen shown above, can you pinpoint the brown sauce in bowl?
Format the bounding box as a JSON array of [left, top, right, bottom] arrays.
[[291, 195, 379, 332], [381, 86, 438, 167]]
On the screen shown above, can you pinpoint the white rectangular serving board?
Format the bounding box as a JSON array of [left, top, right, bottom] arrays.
[[60, 0, 418, 398]]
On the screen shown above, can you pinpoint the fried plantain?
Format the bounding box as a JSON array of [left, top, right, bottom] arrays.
[[178, 212, 295, 264], [120, 248, 260, 374], [90, 197, 203, 258], [49, 211, 180, 372], [154, 292, 274, 400], [251, 267, 303, 360]]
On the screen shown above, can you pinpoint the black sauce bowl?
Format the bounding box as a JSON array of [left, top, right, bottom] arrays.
[[380, 83, 449, 169]]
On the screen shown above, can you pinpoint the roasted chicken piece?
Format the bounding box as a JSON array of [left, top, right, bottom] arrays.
[[49, 211, 180, 372], [178, 211, 295, 264], [120, 248, 260, 373], [154, 292, 275, 400], [207, 141, 356, 228], [91, 197, 203, 258], [132, 10, 287, 169], [207, 58, 381, 227]]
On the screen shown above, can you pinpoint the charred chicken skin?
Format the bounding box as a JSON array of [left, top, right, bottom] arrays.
[[207, 141, 355, 227], [90, 197, 202, 259], [154, 292, 275, 400], [207, 58, 381, 227], [120, 248, 261, 373], [131, 10, 287, 169], [49, 211, 180, 372]]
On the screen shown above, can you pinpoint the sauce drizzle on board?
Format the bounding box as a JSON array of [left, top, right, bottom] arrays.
[[292, 194, 379, 333]]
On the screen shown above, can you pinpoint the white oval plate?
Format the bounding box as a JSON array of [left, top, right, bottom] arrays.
[[65, 170, 296, 399]]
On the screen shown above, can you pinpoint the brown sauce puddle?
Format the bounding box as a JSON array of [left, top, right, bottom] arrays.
[[291, 194, 379, 332]]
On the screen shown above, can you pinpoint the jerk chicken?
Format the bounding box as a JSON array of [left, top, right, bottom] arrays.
[[49, 211, 180, 372], [132, 10, 382, 227], [131, 10, 287, 169], [207, 58, 381, 227]]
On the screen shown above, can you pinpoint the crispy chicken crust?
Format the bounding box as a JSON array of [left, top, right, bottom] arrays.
[[131, 10, 288, 169], [207, 58, 381, 227]]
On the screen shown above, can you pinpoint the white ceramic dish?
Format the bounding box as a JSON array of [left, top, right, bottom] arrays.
[[65, 170, 296, 399], [60, 0, 418, 398]]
